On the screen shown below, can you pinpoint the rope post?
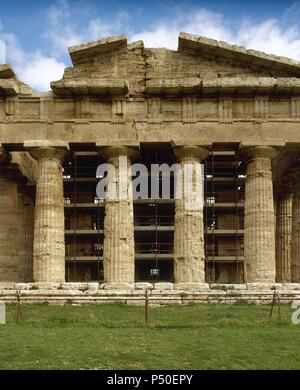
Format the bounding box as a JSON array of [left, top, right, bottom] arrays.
[[15, 290, 22, 323], [269, 291, 276, 322], [269, 291, 282, 322], [277, 292, 281, 321], [144, 289, 149, 326]]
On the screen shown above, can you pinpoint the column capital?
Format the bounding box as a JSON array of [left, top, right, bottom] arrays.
[[173, 145, 209, 162], [100, 146, 139, 162], [24, 140, 69, 161], [239, 145, 279, 162], [29, 147, 69, 162]]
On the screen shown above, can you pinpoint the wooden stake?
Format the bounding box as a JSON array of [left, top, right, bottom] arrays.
[[269, 291, 282, 322], [269, 291, 276, 322], [16, 290, 22, 323], [145, 289, 149, 325], [277, 292, 281, 321]]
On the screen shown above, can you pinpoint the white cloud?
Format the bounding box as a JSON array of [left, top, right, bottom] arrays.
[[236, 19, 300, 59], [87, 11, 131, 40], [20, 54, 65, 91], [47, 0, 70, 25], [0, 32, 65, 91], [131, 8, 232, 49], [130, 7, 300, 61], [43, 0, 131, 54]]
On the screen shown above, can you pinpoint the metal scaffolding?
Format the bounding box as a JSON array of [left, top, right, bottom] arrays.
[[63, 145, 245, 283]]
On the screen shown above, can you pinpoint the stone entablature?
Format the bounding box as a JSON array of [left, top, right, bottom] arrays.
[[1, 33, 300, 144], [1, 95, 300, 124]]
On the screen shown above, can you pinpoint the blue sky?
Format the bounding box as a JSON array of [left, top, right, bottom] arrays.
[[1, 0, 300, 91]]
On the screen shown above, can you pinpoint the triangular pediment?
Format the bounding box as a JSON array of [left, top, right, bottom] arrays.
[[178, 32, 300, 78], [68, 35, 128, 65], [51, 33, 300, 96]]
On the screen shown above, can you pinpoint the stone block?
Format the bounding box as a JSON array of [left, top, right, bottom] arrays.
[[246, 283, 282, 290], [150, 290, 179, 296], [0, 283, 15, 290], [61, 283, 86, 290], [28, 282, 60, 290], [101, 283, 135, 291], [209, 283, 246, 291], [0, 290, 16, 296], [228, 284, 247, 290], [282, 283, 300, 290], [173, 283, 210, 291], [86, 283, 99, 290], [154, 282, 173, 291], [135, 282, 154, 290], [14, 283, 29, 290]]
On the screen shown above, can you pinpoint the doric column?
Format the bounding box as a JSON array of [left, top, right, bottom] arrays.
[[291, 166, 300, 282], [28, 143, 69, 283], [101, 146, 138, 288], [18, 189, 35, 282], [0, 148, 20, 281], [173, 145, 209, 286], [275, 183, 292, 282], [241, 146, 278, 282]]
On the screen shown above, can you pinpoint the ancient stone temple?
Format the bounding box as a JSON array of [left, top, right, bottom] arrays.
[[1, 32, 300, 289]]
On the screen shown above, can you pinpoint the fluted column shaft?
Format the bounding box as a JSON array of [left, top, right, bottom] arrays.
[[102, 146, 138, 285], [276, 190, 292, 282], [291, 176, 300, 282], [243, 146, 278, 282], [29, 146, 68, 283], [18, 190, 35, 282], [173, 146, 209, 284], [0, 150, 19, 281]]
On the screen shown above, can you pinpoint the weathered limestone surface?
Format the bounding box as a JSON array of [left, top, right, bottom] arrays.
[[0, 150, 20, 281], [178, 32, 300, 73], [173, 145, 209, 284], [174, 283, 210, 291], [242, 146, 278, 282], [1, 282, 300, 306], [276, 187, 293, 282], [10, 152, 38, 184], [18, 191, 34, 282], [2, 33, 300, 147], [101, 146, 138, 286], [28, 144, 68, 283], [154, 282, 174, 291], [291, 168, 300, 282], [135, 282, 154, 290]]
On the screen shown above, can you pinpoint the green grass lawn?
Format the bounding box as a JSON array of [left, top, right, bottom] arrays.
[[0, 302, 300, 370]]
